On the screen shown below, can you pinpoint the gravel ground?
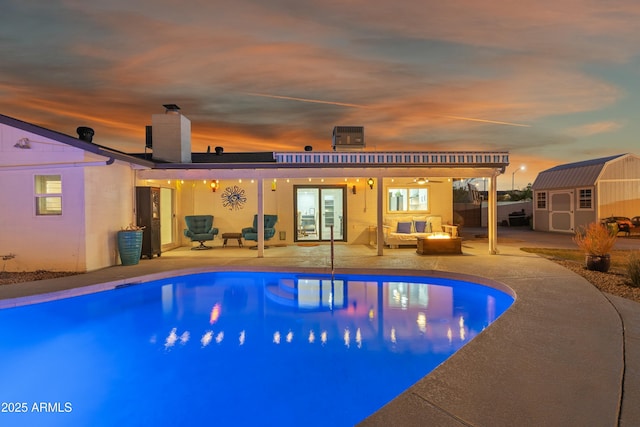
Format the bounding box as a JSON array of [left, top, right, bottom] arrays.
[[2, 260, 640, 304], [0, 271, 79, 285], [551, 259, 640, 304]]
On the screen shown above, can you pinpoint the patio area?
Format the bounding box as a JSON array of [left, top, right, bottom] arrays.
[[1, 227, 639, 426]]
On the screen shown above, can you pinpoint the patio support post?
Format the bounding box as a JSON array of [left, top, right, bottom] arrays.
[[376, 176, 384, 256], [257, 178, 265, 257], [488, 174, 499, 254]]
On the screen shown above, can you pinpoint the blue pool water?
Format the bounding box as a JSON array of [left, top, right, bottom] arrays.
[[0, 271, 513, 427]]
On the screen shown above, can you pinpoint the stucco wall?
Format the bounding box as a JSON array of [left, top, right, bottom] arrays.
[[85, 161, 136, 270], [1, 125, 87, 271], [1, 123, 139, 272], [166, 177, 452, 247], [0, 166, 87, 272]]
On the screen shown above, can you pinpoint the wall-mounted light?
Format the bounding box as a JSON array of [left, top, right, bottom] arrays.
[[352, 185, 357, 195], [367, 178, 374, 189], [210, 180, 219, 192], [14, 138, 31, 149], [271, 179, 277, 191]]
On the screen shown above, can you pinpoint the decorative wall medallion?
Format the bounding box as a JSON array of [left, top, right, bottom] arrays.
[[221, 185, 247, 211]]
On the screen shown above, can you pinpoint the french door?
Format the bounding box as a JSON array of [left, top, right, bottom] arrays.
[[294, 185, 346, 242]]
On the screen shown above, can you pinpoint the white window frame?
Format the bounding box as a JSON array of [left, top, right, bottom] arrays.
[[35, 174, 62, 216], [577, 188, 593, 210], [386, 186, 429, 213], [535, 191, 547, 210]]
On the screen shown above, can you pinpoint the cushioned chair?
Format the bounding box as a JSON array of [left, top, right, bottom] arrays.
[[184, 215, 219, 250], [242, 214, 278, 246]]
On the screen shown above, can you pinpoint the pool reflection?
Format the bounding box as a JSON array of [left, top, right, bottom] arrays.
[[154, 272, 508, 356]]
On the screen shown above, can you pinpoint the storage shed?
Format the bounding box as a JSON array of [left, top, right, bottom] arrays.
[[532, 153, 640, 233]]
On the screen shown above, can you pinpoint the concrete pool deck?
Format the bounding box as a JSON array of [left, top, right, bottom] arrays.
[[1, 227, 639, 426]]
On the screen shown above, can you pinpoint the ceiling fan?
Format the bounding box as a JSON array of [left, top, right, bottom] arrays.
[[411, 177, 443, 184]]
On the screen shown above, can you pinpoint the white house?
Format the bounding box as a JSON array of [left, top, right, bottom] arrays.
[[532, 153, 640, 233], [1, 108, 510, 272], [0, 114, 153, 272]]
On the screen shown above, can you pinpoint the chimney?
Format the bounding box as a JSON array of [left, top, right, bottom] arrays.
[[150, 104, 192, 163]]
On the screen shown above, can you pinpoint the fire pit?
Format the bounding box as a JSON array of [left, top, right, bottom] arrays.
[[416, 235, 462, 255]]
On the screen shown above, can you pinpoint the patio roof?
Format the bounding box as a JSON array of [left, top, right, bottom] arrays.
[[136, 150, 509, 181]]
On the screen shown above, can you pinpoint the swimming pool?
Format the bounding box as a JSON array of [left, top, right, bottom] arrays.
[[0, 271, 513, 426]]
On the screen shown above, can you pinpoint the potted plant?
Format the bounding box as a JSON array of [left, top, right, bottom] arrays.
[[117, 224, 145, 266], [573, 222, 617, 272]]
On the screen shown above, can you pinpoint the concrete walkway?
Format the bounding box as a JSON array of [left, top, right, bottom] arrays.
[[1, 227, 639, 426]]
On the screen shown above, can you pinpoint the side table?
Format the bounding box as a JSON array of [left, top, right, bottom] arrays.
[[222, 232, 243, 248]]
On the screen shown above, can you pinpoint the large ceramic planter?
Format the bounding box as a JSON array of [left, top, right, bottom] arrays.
[[118, 230, 143, 266], [585, 254, 611, 273]]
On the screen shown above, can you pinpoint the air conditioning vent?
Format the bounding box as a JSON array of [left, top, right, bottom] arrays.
[[332, 126, 364, 151]]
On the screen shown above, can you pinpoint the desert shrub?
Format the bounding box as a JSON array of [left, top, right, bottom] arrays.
[[628, 252, 640, 288], [573, 222, 617, 256]]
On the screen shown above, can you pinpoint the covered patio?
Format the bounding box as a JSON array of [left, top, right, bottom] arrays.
[[137, 150, 509, 258]]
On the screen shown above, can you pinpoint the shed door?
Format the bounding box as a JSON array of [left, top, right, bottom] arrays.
[[549, 190, 574, 232]]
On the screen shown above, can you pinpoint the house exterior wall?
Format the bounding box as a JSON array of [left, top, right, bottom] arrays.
[[165, 177, 453, 247], [1, 124, 84, 271], [85, 161, 136, 270], [1, 123, 138, 272], [0, 165, 87, 271]]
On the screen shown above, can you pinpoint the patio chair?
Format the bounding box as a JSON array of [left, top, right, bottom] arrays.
[[184, 215, 219, 250], [242, 214, 278, 247]]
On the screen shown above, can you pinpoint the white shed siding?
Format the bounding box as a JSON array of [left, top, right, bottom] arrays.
[[532, 154, 640, 232], [597, 154, 640, 219]]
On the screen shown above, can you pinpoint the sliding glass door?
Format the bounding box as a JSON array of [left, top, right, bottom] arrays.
[[295, 186, 345, 242]]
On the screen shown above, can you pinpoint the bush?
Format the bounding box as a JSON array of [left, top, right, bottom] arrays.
[[573, 222, 617, 256], [628, 252, 640, 287]]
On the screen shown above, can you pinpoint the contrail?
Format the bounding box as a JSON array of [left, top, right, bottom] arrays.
[[442, 115, 530, 128], [245, 92, 367, 108], [247, 92, 530, 127]]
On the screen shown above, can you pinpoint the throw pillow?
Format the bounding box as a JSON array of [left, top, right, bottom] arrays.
[[397, 222, 412, 234], [414, 220, 427, 233]]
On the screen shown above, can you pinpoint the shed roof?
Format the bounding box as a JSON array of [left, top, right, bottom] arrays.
[[532, 154, 626, 190]]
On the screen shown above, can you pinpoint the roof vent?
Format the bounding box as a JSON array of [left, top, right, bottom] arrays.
[[76, 126, 95, 143]]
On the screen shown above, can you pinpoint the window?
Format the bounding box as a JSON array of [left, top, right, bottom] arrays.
[[387, 187, 428, 212], [35, 175, 62, 215], [578, 188, 593, 209], [536, 192, 547, 209]]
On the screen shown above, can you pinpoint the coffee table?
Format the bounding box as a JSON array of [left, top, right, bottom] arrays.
[[222, 232, 243, 248]]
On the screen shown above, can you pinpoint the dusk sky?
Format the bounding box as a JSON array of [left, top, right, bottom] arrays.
[[3, 1, 640, 189]]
